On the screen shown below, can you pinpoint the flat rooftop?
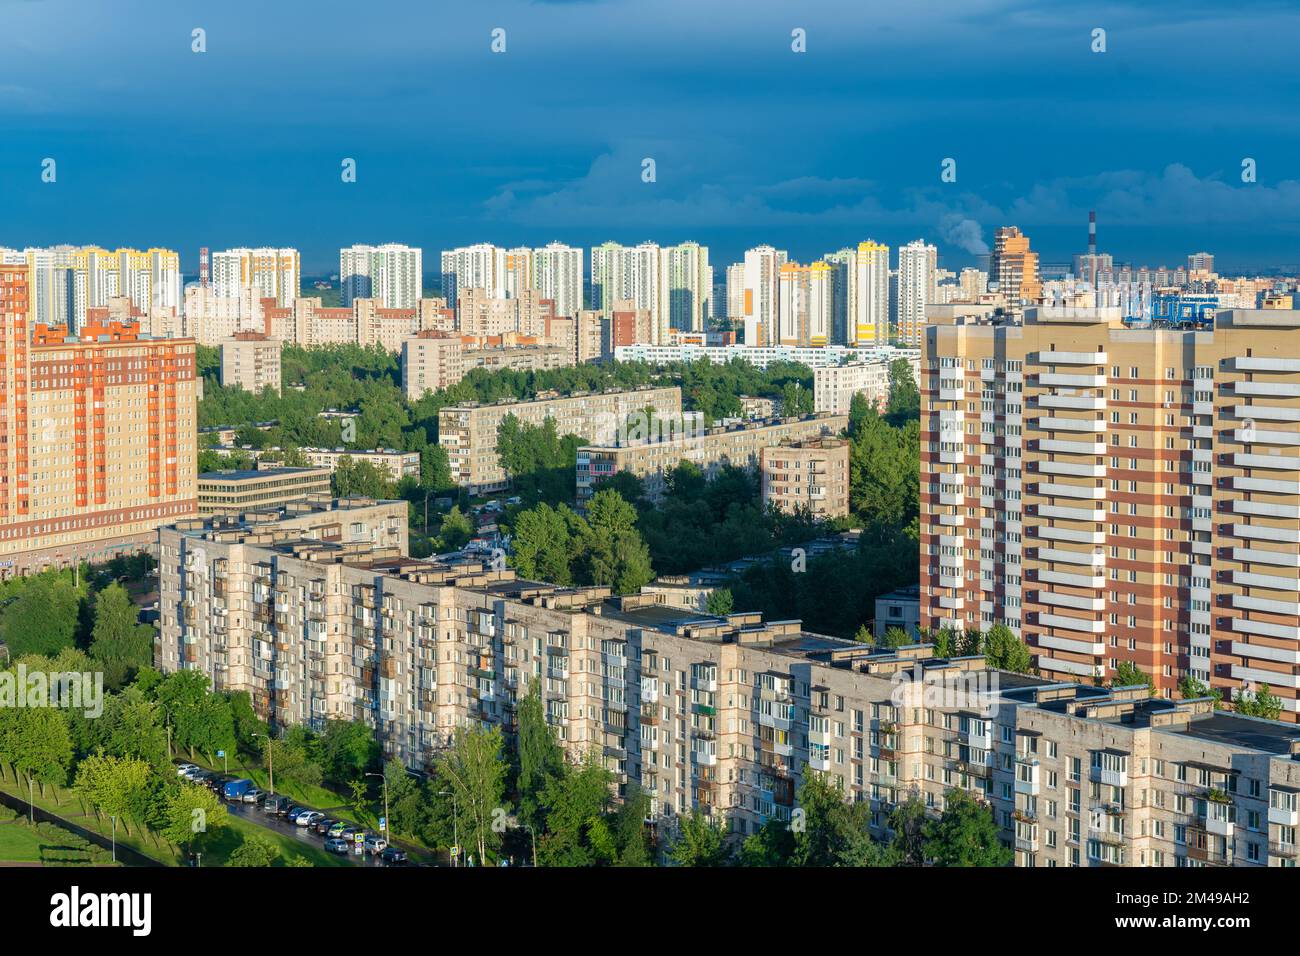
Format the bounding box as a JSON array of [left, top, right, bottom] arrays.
[[198, 467, 327, 481], [1167, 712, 1300, 755]]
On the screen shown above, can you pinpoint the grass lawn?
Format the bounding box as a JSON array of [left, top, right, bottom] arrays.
[[0, 821, 47, 862], [0, 807, 117, 866]]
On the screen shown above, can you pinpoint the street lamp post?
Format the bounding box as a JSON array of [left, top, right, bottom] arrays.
[[27, 776, 33, 824], [110, 815, 117, 863], [522, 823, 538, 868], [436, 790, 459, 867]]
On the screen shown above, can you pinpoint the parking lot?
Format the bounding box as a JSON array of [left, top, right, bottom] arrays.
[[174, 762, 413, 867]]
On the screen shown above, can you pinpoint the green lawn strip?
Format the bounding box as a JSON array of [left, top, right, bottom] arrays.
[[0, 774, 176, 864], [0, 817, 115, 866], [0, 821, 45, 861], [206, 814, 352, 868]]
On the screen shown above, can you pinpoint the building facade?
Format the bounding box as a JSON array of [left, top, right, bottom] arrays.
[[920, 305, 1300, 720], [440, 387, 685, 494], [760, 437, 850, 518], [198, 467, 332, 517], [219, 331, 282, 395], [1, 267, 197, 575]]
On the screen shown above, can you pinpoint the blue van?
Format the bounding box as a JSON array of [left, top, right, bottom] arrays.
[[222, 778, 254, 801]]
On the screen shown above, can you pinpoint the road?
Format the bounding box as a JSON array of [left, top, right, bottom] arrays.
[[220, 797, 392, 867]]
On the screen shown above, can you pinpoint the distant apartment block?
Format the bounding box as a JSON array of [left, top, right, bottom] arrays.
[[198, 467, 332, 517], [614, 342, 919, 370], [400, 330, 576, 401], [577, 413, 848, 505], [1, 263, 196, 576], [814, 360, 891, 414], [298, 448, 421, 483], [340, 244, 423, 308], [760, 437, 850, 518], [440, 387, 684, 495], [219, 331, 282, 395], [921, 305, 1300, 719], [210, 248, 300, 306]]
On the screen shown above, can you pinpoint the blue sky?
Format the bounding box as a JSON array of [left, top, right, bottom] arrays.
[[2, 0, 1299, 275]]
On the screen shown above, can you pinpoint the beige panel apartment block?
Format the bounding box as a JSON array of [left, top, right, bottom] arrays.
[[197, 467, 332, 517], [760, 438, 850, 518], [439, 386, 684, 494], [576, 414, 848, 505], [220, 331, 282, 395]]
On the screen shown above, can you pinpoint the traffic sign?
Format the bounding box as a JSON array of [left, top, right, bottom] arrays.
[[379, 816, 387, 832], [450, 845, 460, 857]]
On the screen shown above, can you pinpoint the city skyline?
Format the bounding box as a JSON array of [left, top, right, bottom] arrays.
[[4, 1, 1300, 272]]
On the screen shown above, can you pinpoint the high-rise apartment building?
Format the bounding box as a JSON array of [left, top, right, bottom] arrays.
[[440, 243, 507, 305], [777, 262, 832, 346], [531, 242, 583, 318], [1, 262, 197, 575], [990, 227, 1041, 318], [1188, 252, 1216, 275], [663, 241, 712, 333], [853, 240, 890, 346], [920, 305, 1300, 720], [741, 245, 787, 346], [813, 359, 916, 414], [896, 239, 938, 346], [211, 248, 300, 306], [340, 244, 423, 308]]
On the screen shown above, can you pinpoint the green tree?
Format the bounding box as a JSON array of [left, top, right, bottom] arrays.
[[1235, 683, 1283, 720], [88, 583, 154, 689], [1112, 661, 1154, 692], [228, 835, 281, 867], [1178, 675, 1222, 709], [880, 626, 910, 650], [73, 753, 153, 835], [0, 707, 73, 793], [0, 576, 80, 658], [516, 682, 566, 832], [923, 788, 1012, 867], [159, 780, 229, 858], [668, 810, 731, 866], [579, 489, 654, 595], [438, 506, 474, 551], [888, 797, 929, 866], [437, 726, 508, 865], [790, 770, 890, 866], [983, 622, 1033, 674], [885, 357, 920, 421], [333, 456, 398, 499], [705, 588, 734, 616], [510, 503, 577, 584], [317, 719, 379, 785], [538, 750, 616, 866]]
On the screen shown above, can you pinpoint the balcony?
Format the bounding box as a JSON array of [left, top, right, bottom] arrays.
[[1269, 789, 1299, 826], [1037, 350, 1108, 365], [1036, 481, 1105, 500], [1014, 756, 1041, 795], [1038, 372, 1106, 388], [1036, 459, 1106, 478], [1233, 451, 1300, 471], [1232, 404, 1300, 422], [1037, 437, 1106, 456], [1036, 568, 1105, 589], [1037, 546, 1104, 567], [1033, 416, 1105, 433], [1233, 356, 1300, 373], [1038, 612, 1105, 634], [1234, 427, 1300, 446], [1037, 503, 1105, 523], [1037, 393, 1106, 411]]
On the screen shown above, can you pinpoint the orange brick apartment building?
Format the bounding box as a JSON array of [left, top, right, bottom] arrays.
[[0, 262, 197, 576]]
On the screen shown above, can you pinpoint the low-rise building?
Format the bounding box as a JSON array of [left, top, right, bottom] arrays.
[[197, 467, 332, 517], [760, 437, 850, 518], [577, 414, 848, 505], [219, 331, 282, 395], [874, 584, 921, 640], [439, 386, 684, 494], [301, 448, 421, 483]]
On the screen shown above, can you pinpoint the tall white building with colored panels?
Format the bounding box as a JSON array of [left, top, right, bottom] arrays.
[[531, 242, 583, 318], [439, 244, 505, 305], [822, 248, 856, 346], [589, 241, 624, 315], [852, 240, 890, 346], [895, 239, 938, 346], [503, 247, 532, 300], [742, 245, 787, 346], [662, 241, 712, 333], [725, 262, 746, 322], [211, 248, 301, 306], [341, 243, 423, 308], [777, 262, 832, 346]]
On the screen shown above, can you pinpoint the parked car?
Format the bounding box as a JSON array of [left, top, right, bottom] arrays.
[[286, 807, 307, 823], [380, 846, 408, 866], [207, 775, 231, 793], [327, 821, 349, 838], [175, 763, 199, 777], [364, 833, 388, 854], [324, 837, 350, 854], [338, 826, 359, 842], [274, 800, 294, 817], [313, 817, 337, 835], [242, 788, 265, 804], [297, 811, 324, 828]]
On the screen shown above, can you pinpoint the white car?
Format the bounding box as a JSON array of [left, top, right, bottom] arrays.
[[364, 834, 388, 854], [297, 811, 325, 828], [176, 764, 199, 777]]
